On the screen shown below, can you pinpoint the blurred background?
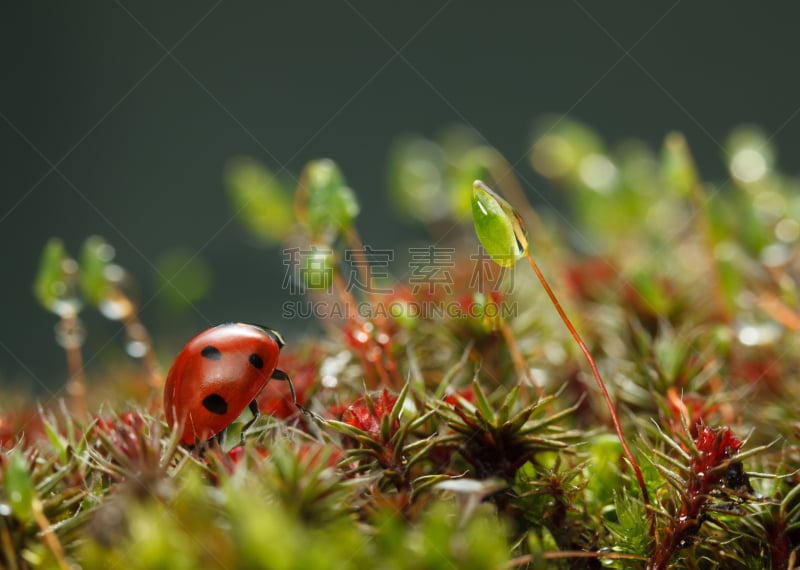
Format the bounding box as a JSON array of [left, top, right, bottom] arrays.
[[2, 2, 800, 392]]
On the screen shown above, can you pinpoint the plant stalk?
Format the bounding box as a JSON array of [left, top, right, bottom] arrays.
[[497, 320, 541, 399], [33, 500, 70, 570], [524, 250, 653, 532], [62, 314, 87, 418], [687, 180, 732, 324]]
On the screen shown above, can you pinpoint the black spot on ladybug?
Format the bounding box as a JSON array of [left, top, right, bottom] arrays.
[[249, 353, 264, 370], [202, 393, 228, 415], [201, 345, 222, 360]]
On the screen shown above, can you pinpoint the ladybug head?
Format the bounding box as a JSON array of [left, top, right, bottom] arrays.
[[217, 322, 285, 349]]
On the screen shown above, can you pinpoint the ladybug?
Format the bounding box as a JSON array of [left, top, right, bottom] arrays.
[[164, 323, 296, 446]]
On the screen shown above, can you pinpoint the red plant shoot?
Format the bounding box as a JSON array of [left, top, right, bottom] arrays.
[[339, 390, 403, 474], [649, 425, 745, 570], [340, 389, 399, 442]]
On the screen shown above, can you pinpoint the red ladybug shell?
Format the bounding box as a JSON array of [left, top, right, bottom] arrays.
[[164, 323, 284, 445]]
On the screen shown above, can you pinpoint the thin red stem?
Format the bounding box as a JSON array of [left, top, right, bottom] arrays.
[[33, 501, 70, 570], [497, 319, 542, 399], [62, 315, 87, 417], [525, 251, 653, 532]]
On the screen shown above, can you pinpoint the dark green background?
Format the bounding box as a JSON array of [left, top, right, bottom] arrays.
[[2, 2, 799, 393]]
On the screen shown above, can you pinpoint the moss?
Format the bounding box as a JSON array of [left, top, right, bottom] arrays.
[[6, 118, 800, 569]]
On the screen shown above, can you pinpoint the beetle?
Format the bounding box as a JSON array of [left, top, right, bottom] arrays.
[[163, 323, 296, 446]]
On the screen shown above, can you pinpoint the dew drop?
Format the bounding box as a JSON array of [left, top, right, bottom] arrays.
[[321, 375, 338, 389], [775, 218, 800, 243], [95, 242, 116, 263], [99, 291, 134, 321], [578, 153, 617, 193], [104, 264, 126, 283], [761, 243, 790, 267], [531, 134, 575, 178], [52, 298, 82, 319], [366, 346, 381, 362], [54, 319, 86, 349], [737, 321, 781, 347], [61, 258, 79, 275], [320, 350, 350, 389], [730, 148, 767, 183], [543, 341, 567, 365], [125, 340, 148, 359]]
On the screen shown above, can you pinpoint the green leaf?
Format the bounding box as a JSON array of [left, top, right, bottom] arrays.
[[661, 132, 698, 197], [724, 125, 774, 186], [471, 180, 528, 268], [3, 452, 35, 523], [471, 380, 495, 423], [604, 491, 653, 557], [529, 114, 604, 181], [226, 157, 294, 244], [379, 412, 393, 445], [496, 385, 519, 426], [154, 248, 213, 313], [43, 418, 69, 465], [33, 238, 77, 316], [586, 434, 622, 505], [527, 526, 559, 559], [79, 235, 114, 308], [387, 135, 450, 224], [389, 381, 409, 429], [297, 159, 360, 238]]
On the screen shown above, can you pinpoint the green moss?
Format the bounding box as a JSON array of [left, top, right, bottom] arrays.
[[8, 118, 800, 569]]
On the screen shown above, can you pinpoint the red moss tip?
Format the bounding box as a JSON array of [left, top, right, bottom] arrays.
[[691, 425, 742, 485], [340, 389, 399, 441]]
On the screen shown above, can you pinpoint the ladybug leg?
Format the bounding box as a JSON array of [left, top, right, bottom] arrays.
[[214, 428, 227, 449], [191, 431, 222, 458], [238, 399, 260, 445], [271, 369, 297, 404], [271, 369, 324, 423]]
